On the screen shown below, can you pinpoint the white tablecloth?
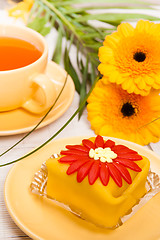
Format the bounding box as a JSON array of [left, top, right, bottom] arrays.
[[0, 4, 160, 240]]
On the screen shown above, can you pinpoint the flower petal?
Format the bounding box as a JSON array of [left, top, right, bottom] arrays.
[[115, 158, 142, 172], [115, 149, 137, 154], [88, 161, 100, 185], [66, 145, 89, 153], [135, 19, 152, 33], [67, 159, 90, 175], [77, 160, 94, 182], [113, 145, 133, 151], [59, 155, 78, 163], [82, 139, 95, 149], [95, 135, 104, 148], [99, 163, 110, 186], [98, 46, 114, 63], [61, 150, 88, 156], [116, 154, 142, 160], [113, 145, 138, 155], [104, 139, 115, 149], [107, 163, 122, 187], [117, 22, 134, 37], [113, 162, 132, 184]]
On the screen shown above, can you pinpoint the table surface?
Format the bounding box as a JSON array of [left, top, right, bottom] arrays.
[[1, 2, 160, 240]]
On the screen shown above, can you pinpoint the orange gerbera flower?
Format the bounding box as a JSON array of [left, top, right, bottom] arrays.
[[98, 20, 160, 96], [87, 80, 160, 145]]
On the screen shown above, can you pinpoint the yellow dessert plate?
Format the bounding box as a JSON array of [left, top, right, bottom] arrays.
[[4, 137, 160, 240], [0, 61, 75, 136]]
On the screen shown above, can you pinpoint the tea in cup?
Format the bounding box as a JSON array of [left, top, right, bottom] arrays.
[[0, 24, 56, 114]]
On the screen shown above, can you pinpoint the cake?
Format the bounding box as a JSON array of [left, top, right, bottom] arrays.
[[46, 135, 150, 228]]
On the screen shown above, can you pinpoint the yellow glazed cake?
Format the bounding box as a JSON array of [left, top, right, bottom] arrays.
[[46, 135, 150, 228]]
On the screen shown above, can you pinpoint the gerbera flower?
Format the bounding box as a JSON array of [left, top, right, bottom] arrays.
[[98, 20, 160, 96], [59, 135, 142, 187], [87, 80, 160, 145]]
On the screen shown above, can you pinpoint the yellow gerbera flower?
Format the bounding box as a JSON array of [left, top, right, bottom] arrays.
[[8, 0, 34, 21], [98, 20, 160, 96], [87, 80, 160, 145]]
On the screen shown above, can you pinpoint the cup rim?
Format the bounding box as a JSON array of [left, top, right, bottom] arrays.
[[0, 23, 48, 73]]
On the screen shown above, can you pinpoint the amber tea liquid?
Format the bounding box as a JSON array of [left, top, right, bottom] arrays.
[[0, 37, 42, 71]]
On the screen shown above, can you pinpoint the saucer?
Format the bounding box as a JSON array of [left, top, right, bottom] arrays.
[[4, 137, 160, 240], [0, 61, 75, 136]]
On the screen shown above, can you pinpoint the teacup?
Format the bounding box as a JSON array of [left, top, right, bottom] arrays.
[[0, 24, 56, 114]]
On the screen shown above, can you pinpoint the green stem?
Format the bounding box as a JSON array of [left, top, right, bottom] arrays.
[[0, 76, 100, 167], [137, 116, 160, 130], [0, 74, 68, 157]]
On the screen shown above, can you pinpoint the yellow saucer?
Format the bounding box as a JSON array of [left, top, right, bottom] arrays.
[[0, 61, 75, 136], [4, 137, 160, 240]]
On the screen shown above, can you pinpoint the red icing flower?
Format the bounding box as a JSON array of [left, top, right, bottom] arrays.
[[59, 135, 142, 187]]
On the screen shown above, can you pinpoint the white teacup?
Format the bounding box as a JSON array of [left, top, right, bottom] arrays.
[[0, 24, 56, 114]]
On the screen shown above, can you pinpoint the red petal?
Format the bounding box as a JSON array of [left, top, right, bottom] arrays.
[[116, 154, 142, 161], [115, 158, 142, 172], [114, 149, 137, 155], [88, 161, 100, 185], [95, 135, 104, 148], [60, 150, 88, 156], [59, 155, 78, 163], [104, 140, 115, 149], [99, 163, 110, 186], [113, 145, 130, 151], [107, 163, 122, 187], [115, 149, 137, 154], [113, 145, 138, 154], [66, 145, 89, 153], [67, 159, 89, 175], [77, 160, 94, 182], [113, 162, 132, 184], [82, 139, 95, 149], [60, 155, 90, 161]]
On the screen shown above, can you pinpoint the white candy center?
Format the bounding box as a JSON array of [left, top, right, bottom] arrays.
[[89, 147, 117, 163]]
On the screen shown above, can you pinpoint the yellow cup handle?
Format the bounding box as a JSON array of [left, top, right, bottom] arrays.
[[22, 73, 56, 114]]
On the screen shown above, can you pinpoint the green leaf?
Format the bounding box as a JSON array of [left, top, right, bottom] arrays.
[[84, 42, 102, 50], [78, 58, 89, 118], [58, 5, 151, 14], [81, 32, 107, 39], [27, 15, 52, 36], [52, 26, 63, 64], [27, 17, 45, 31], [64, 47, 81, 94], [40, 26, 52, 36], [90, 62, 97, 85], [75, 13, 160, 24], [51, 0, 148, 7]]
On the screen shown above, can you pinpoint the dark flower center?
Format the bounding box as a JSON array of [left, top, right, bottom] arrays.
[[121, 102, 135, 117], [133, 51, 146, 62]]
